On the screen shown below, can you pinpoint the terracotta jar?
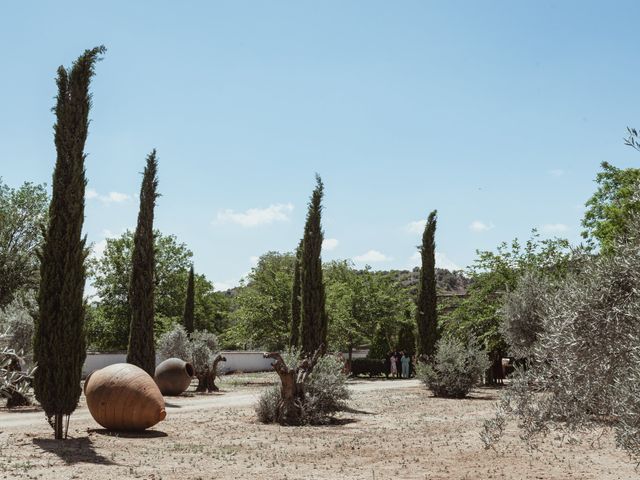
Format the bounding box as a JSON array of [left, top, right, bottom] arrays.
[[154, 358, 194, 396], [84, 363, 166, 431]]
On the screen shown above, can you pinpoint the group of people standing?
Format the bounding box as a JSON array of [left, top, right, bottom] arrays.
[[386, 350, 414, 378]]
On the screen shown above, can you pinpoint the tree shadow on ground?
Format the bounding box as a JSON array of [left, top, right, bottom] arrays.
[[164, 402, 182, 408], [33, 436, 116, 465], [343, 406, 374, 415], [326, 417, 359, 426], [88, 429, 167, 439]]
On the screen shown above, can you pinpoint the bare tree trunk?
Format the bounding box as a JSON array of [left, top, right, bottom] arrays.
[[54, 414, 63, 440], [264, 346, 322, 425], [196, 354, 226, 393]]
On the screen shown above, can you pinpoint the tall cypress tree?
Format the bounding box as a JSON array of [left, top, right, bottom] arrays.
[[34, 46, 105, 440], [126, 150, 159, 376], [416, 210, 438, 357], [289, 240, 302, 348], [300, 175, 328, 355], [183, 265, 195, 334]]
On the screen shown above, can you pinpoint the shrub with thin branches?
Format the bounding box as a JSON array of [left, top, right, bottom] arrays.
[[482, 229, 640, 460], [416, 337, 489, 398]]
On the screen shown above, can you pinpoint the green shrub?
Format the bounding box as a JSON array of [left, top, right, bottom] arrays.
[[255, 384, 280, 423], [416, 337, 488, 398], [350, 358, 386, 377]]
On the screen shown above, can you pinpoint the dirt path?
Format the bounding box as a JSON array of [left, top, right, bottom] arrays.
[[0, 378, 421, 429]]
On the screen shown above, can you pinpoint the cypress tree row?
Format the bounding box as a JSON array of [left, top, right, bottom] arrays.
[[416, 210, 438, 358], [300, 175, 329, 355], [183, 265, 195, 334], [126, 150, 159, 376], [34, 46, 106, 440], [289, 240, 302, 348]]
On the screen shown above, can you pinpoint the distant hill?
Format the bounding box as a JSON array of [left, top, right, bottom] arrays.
[[383, 268, 470, 296], [221, 267, 470, 298]]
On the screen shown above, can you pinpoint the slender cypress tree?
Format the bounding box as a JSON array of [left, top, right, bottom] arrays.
[[183, 265, 195, 334], [289, 240, 302, 348], [34, 46, 105, 440], [126, 150, 159, 376], [416, 210, 438, 357], [300, 175, 328, 355]]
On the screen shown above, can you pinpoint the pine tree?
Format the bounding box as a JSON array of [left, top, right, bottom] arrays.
[[183, 265, 195, 334], [126, 150, 159, 376], [300, 175, 328, 355], [34, 46, 105, 439], [416, 210, 438, 357], [289, 241, 302, 348]]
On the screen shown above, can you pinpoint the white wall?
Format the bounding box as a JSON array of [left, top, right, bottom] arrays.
[[82, 349, 367, 377], [82, 351, 276, 378]]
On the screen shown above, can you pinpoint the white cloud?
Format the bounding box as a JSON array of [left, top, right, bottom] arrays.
[[541, 223, 569, 233], [549, 169, 564, 178], [214, 280, 235, 292], [469, 220, 494, 233], [90, 229, 120, 261], [353, 250, 392, 263], [249, 256, 260, 265], [322, 238, 339, 251], [86, 188, 132, 205], [406, 220, 426, 234], [216, 203, 294, 227], [410, 251, 461, 271]]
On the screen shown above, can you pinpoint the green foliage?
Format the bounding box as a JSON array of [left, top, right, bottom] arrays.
[[483, 223, 640, 460], [397, 321, 416, 355], [300, 174, 329, 354], [183, 265, 195, 334], [88, 230, 225, 350], [442, 231, 572, 356], [500, 270, 553, 359], [416, 210, 438, 357], [350, 357, 386, 377], [325, 261, 411, 353], [157, 323, 191, 361], [0, 293, 36, 362], [34, 47, 105, 435], [189, 330, 219, 373], [367, 325, 391, 359], [582, 161, 640, 253], [127, 151, 159, 376], [416, 337, 489, 398], [289, 241, 302, 348], [223, 251, 295, 350], [0, 179, 49, 309]]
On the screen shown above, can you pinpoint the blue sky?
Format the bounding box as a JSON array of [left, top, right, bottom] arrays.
[[2, 1, 640, 290]]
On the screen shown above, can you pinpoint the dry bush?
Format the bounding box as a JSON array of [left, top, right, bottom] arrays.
[[416, 337, 489, 398], [255, 351, 350, 425]]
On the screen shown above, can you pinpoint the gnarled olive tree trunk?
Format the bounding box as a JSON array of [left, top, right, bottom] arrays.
[[196, 354, 226, 393], [263, 347, 322, 425]]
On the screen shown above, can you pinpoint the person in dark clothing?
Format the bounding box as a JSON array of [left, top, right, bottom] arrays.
[[393, 349, 402, 378]]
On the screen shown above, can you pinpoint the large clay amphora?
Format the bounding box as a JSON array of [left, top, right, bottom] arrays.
[[84, 363, 166, 431], [154, 358, 194, 396]]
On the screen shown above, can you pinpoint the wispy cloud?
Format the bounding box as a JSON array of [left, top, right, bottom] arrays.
[[216, 203, 294, 227], [353, 250, 392, 263], [405, 220, 426, 234], [322, 238, 339, 251], [86, 188, 132, 205], [90, 229, 118, 260], [469, 220, 494, 233], [549, 169, 564, 178], [541, 223, 569, 233]]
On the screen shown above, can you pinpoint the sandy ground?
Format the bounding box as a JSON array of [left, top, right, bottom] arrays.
[[0, 375, 637, 480]]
